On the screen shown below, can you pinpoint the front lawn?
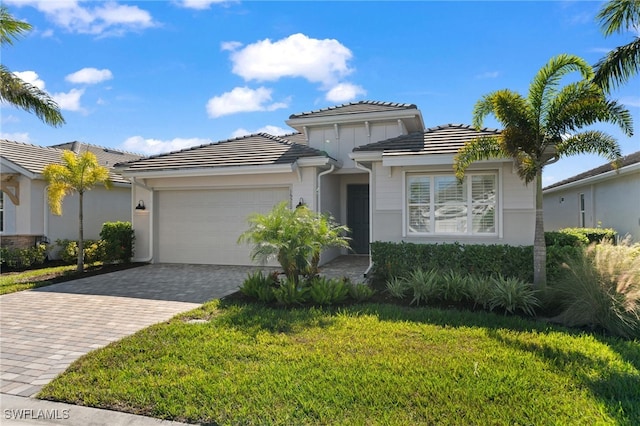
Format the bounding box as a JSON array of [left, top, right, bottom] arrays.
[[39, 300, 640, 425]]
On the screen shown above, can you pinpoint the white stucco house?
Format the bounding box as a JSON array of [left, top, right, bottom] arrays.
[[543, 151, 640, 242], [114, 101, 536, 266], [0, 140, 141, 251]]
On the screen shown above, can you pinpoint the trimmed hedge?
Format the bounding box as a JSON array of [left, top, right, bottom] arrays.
[[0, 244, 47, 270], [371, 241, 582, 284], [100, 221, 135, 263], [556, 227, 617, 244]]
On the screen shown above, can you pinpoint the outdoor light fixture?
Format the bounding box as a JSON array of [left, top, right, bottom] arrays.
[[296, 198, 305, 208], [135, 200, 146, 210]]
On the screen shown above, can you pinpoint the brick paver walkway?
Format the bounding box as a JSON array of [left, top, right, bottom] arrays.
[[0, 257, 368, 398]]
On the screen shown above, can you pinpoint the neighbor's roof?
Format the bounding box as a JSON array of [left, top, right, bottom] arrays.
[[543, 150, 640, 191], [114, 133, 329, 173], [353, 124, 501, 154], [0, 140, 140, 184], [289, 101, 418, 119]]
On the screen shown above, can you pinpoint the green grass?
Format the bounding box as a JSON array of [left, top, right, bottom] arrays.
[[38, 301, 640, 425], [0, 264, 79, 294]]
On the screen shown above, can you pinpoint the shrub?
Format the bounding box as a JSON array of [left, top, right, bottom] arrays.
[[348, 282, 376, 302], [552, 241, 640, 339], [438, 270, 469, 302], [466, 275, 493, 310], [488, 275, 540, 316], [57, 239, 104, 265], [545, 230, 589, 247], [273, 277, 310, 305], [386, 276, 409, 299], [559, 227, 618, 244], [309, 276, 350, 305], [405, 268, 440, 306], [0, 244, 47, 269], [240, 271, 277, 303], [100, 221, 135, 263]]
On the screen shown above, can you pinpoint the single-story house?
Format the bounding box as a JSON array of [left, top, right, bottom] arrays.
[[543, 151, 640, 242], [0, 140, 141, 250], [114, 101, 536, 266]]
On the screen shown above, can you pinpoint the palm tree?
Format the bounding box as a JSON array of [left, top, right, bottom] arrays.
[[593, 0, 640, 92], [43, 151, 112, 272], [454, 54, 633, 289], [0, 6, 65, 126]]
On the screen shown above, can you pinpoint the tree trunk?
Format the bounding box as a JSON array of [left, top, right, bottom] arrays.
[[77, 191, 84, 273], [533, 170, 546, 290]]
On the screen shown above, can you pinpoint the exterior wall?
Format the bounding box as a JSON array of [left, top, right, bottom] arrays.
[[543, 170, 640, 241], [370, 161, 535, 247], [306, 121, 404, 170]]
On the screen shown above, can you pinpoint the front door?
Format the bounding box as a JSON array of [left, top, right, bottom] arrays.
[[347, 184, 370, 254]]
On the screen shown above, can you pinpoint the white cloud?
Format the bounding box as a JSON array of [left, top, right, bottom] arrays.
[[65, 67, 113, 84], [0, 132, 30, 143], [475, 71, 500, 79], [4, 0, 157, 36], [231, 125, 291, 138], [52, 88, 85, 112], [121, 136, 211, 156], [1, 115, 20, 125], [227, 33, 354, 87], [325, 82, 366, 103], [620, 96, 640, 107], [206, 86, 288, 118], [177, 0, 230, 10], [221, 41, 243, 51], [12, 71, 46, 90]]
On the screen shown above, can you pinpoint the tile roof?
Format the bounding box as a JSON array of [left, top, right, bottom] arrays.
[[0, 140, 140, 184], [115, 133, 328, 173], [353, 124, 501, 154], [543, 150, 640, 190], [289, 100, 418, 119]]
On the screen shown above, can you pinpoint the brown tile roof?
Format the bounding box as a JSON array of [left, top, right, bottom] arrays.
[[289, 100, 418, 119], [0, 140, 139, 184], [543, 150, 640, 190], [115, 133, 328, 173], [353, 124, 501, 154]]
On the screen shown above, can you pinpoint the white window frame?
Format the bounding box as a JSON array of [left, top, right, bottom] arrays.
[[403, 171, 500, 237], [579, 193, 585, 228], [0, 191, 4, 233]]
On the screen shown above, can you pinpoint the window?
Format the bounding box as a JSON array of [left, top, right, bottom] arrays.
[[407, 173, 496, 235], [579, 193, 585, 227]]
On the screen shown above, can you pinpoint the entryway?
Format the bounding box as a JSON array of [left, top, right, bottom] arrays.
[[347, 184, 370, 254]]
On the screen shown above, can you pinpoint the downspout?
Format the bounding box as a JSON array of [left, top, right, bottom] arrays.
[[354, 161, 374, 276], [132, 177, 154, 262], [316, 165, 335, 213]]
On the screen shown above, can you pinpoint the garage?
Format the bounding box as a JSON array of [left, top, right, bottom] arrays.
[[156, 187, 290, 265]]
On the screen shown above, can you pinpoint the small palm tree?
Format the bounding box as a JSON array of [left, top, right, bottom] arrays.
[[0, 6, 65, 127], [454, 54, 633, 289], [43, 151, 112, 272], [593, 0, 640, 92], [238, 202, 351, 284]]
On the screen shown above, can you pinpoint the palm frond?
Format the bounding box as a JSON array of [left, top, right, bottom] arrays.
[[472, 90, 531, 130], [593, 37, 640, 92], [597, 0, 640, 36], [0, 6, 32, 46], [555, 130, 623, 168], [0, 65, 66, 127], [453, 136, 504, 181]]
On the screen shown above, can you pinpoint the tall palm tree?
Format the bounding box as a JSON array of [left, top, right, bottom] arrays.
[[0, 6, 65, 127], [43, 151, 112, 272], [593, 0, 640, 92], [454, 54, 633, 289]]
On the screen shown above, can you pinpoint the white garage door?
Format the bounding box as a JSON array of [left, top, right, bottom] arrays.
[[157, 187, 290, 265]]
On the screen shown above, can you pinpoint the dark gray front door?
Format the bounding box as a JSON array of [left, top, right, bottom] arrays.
[[347, 184, 370, 254]]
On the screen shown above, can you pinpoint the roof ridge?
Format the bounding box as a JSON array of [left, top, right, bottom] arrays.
[[52, 141, 142, 157], [424, 123, 501, 133], [1, 139, 67, 153], [289, 100, 417, 118]]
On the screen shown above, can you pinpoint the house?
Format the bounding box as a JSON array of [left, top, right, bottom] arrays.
[[114, 101, 536, 266], [0, 140, 141, 251], [543, 151, 640, 242]]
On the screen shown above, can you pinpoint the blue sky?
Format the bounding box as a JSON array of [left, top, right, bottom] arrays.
[[2, 0, 639, 185]]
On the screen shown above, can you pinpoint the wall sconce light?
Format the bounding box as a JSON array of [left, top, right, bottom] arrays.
[[296, 197, 306, 208], [559, 197, 564, 204], [135, 200, 146, 210]]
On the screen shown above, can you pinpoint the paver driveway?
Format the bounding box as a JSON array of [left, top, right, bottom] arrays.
[[0, 264, 273, 397]]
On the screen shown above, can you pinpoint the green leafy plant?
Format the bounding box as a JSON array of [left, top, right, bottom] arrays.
[[238, 202, 351, 284], [309, 276, 350, 305], [438, 270, 469, 302], [466, 275, 493, 310], [56, 239, 104, 265], [489, 275, 540, 316], [545, 230, 589, 247], [406, 268, 440, 306], [100, 221, 135, 263], [385, 276, 409, 299], [240, 271, 277, 303], [553, 240, 640, 339], [347, 282, 375, 302], [0, 244, 47, 269], [273, 276, 310, 305]]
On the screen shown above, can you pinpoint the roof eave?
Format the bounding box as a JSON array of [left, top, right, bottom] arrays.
[[0, 157, 39, 179], [285, 109, 424, 132], [117, 163, 296, 179], [381, 152, 511, 167], [543, 162, 640, 193], [349, 151, 384, 162], [296, 156, 343, 168]]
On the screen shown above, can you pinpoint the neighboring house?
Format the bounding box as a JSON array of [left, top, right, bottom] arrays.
[[115, 101, 536, 266], [0, 140, 141, 251], [543, 151, 640, 242]]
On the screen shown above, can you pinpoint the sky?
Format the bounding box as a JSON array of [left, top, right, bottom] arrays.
[[1, 0, 639, 186]]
